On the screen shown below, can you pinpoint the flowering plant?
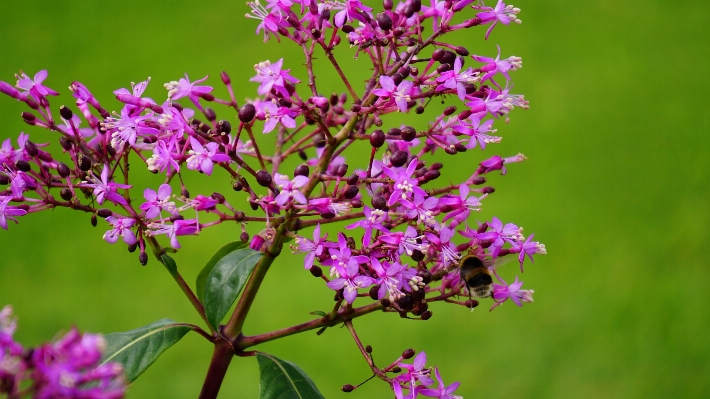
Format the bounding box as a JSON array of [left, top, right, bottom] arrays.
[[0, 0, 545, 398]]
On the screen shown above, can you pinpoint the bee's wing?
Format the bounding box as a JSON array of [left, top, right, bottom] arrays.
[[484, 255, 515, 271]]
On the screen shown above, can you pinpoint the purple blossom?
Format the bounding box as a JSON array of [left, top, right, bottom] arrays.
[[1, 167, 37, 199], [425, 226, 460, 268], [15, 70, 59, 99], [490, 275, 533, 310], [103, 217, 137, 246], [470, 216, 523, 258], [435, 57, 481, 101], [293, 224, 333, 270], [0, 132, 31, 164], [396, 352, 434, 388], [472, 46, 522, 88], [379, 226, 429, 258], [140, 184, 176, 219], [345, 206, 389, 246], [419, 368, 462, 399], [383, 158, 426, 206], [439, 185, 486, 225], [373, 76, 416, 113], [509, 233, 546, 271], [475, 0, 522, 40], [306, 197, 352, 217], [476, 153, 527, 175], [400, 194, 440, 227], [186, 137, 231, 175], [258, 101, 298, 134], [148, 219, 199, 249], [370, 258, 422, 301], [246, 0, 289, 42], [249, 59, 300, 98], [164, 74, 213, 111], [103, 107, 159, 148], [333, 0, 373, 27], [274, 173, 309, 205], [71, 81, 102, 110], [321, 233, 369, 277], [451, 115, 499, 150], [83, 165, 131, 206], [146, 139, 180, 174], [0, 197, 27, 230]]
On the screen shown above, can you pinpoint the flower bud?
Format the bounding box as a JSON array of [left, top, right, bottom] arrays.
[[351, 104, 361, 113], [380, 298, 391, 307], [139, 252, 148, 266], [387, 127, 401, 137], [313, 133, 326, 147], [431, 48, 444, 61], [180, 188, 190, 199], [309, 265, 323, 278], [436, 63, 452, 73], [365, 345, 373, 353], [21, 111, 36, 122], [341, 385, 354, 393], [371, 194, 387, 210], [347, 173, 359, 185], [444, 146, 457, 155], [220, 71, 231, 85], [421, 311, 432, 320], [390, 151, 408, 167], [0, 176, 9, 185], [23, 141, 38, 158], [370, 129, 385, 148], [470, 176, 486, 185], [239, 231, 249, 243], [343, 185, 359, 199], [91, 214, 98, 227], [341, 24, 355, 33], [424, 170, 441, 181], [217, 120, 231, 134], [170, 214, 185, 222], [398, 66, 411, 79], [481, 186, 495, 194], [414, 105, 424, 114], [441, 51, 456, 65], [294, 164, 310, 177], [59, 105, 73, 120], [321, 211, 335, 219], [256, 170, 272, 187], [15, 160, 30, 172], [391, 73, 403, 86], [403, 3, 414, 18], [232, 180, 243, 191], [454, 143, 467, 153], [443, 106, 457, 116], [56, 162, 71, 178], [204, 107, 216, 122], [465, 299, 479, 308], [402, 349, 415, 359], [369, 285, 381, 300], [238, 103, 256, 123], [376, 12, 393, 31], [93, 210, 112, 220], [336, 163, 348, 177], [411, 249, 425, 262], [400, 126, 416, 142], [210, 192, 225, 204], [60, 188, 72, 201], [77, 155, 91, 171], [398, 295, 413, 310]]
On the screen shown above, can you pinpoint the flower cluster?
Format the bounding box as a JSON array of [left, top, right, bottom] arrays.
[[0, 0, 542, 396], [0, 305, 126, 399]]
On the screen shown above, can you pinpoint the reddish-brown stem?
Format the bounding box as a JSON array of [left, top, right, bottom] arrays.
[[198, 340, 234, 399]]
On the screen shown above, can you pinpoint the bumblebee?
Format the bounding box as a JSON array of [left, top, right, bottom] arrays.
[[458, 255, 493, 298]]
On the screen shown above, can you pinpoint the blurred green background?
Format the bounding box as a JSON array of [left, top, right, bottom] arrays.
[[1, 0, 708, 398]]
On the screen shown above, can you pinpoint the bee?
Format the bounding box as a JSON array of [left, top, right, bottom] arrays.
[[458, 255, 494, 299]]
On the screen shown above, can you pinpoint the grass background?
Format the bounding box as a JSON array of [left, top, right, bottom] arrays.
[[1, 0, 708, 398]]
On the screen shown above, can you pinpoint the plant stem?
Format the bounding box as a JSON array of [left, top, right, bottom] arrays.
[[198, 339, 234, 399]]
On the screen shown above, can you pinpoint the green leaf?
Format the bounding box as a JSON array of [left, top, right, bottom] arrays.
[[256, 353, 325, 399], [161, 254, 178, 278], [196, 241, 247, 302], [309, 311, 327, 317], [203, 248, 263, 330], [99, 319, 191, 383]]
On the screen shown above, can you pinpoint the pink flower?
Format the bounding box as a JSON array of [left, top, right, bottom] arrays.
[[373, 76, 416, 113], [103, 217, 137, 245], [186, 137, 231, 175], [274, 173, 309, 205], [140, 184, 176, 219], [249, 59, 300, 98], [0, 196, 27, 230], [15, 70, 59, 99], [490, 276, 534, 310], [164, 74, 213, 111], [475, 0, 522, 40]]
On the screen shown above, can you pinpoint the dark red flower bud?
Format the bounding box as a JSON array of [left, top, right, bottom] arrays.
[[204, 107, 216, 122], [403, 4, 414, 18], [411, 0, 422, 11], [321, 211, 335, 219], [443, 105, 457, 116], [139, 252, 148, 266], [127, 242, 138, 252], [402, 349, 415, 359], [24, 141, 39, 159], [444, 146, 458, 155], [232, 181, 243, 191], [59, 188, 72, 201], [415, 105, 424, 114], [341, 384, 354, 393], [59, 105, 73, 120], [347, 173, 359, 185], [391, 73, 403, 86], [217, 120, 231, 134], [311, 28, 321, 39], [440, 51, 456, 65], [465, 299, 480, 308], [91, 214, 98, 227], [313, 133, 326, 147], [170, 214, 185, 222], [390, 151, 408, 167], [455, 46, 470, 56], [410, 249, 425, 262], [97, 209, 112, 218], [437, 63, 451, 73], [401, 126, 416, 142], [220, 71, 231, 85], [383, 0, 393, 10], [410, 67, 419, 76], [294, 164, 309, 177], [369, 285, 381, 300], [371, 194, 387, 210], [398, 295, 413, 310], [21, 112, 35, 122], [388, 127, 401, 137], [239, 232, 249, 243], [341, 24, 355, 33], [238, 103, 256, 123], [56, 163, 70, 178], [351, 103, 362, 113], [471, 176, 486, 185], [336, 164, 348, 177], [476, 222, 489, 234], [380, 298, 391, 307], [481, 186, 495, 194], [343, 185, 359, 199], [309, 265, 323, 278], [256, 170, 272, 187], [398, 66, 411, 79], [431, 48, 444, 61], [376, 12, 393, 30], [365, 345, 373, 353], [211, 192, 225, 204], [421, 311, 432, 320], [370, 129, 385, 148], [0, 176, 10, 185], [181, 188, 190, 198], [77, 155, 91, 171]]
